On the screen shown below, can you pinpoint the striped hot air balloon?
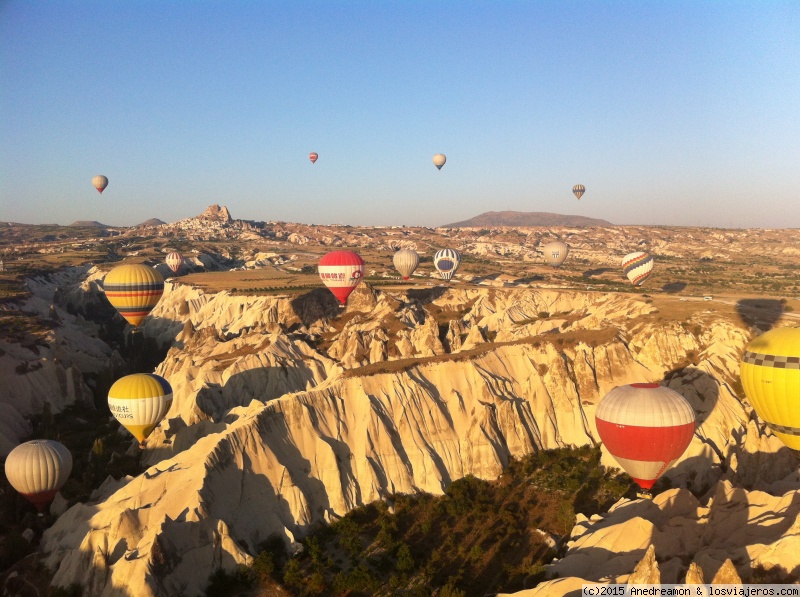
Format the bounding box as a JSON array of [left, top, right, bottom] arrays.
[[393, 249, 420, 280], [740, 327, 800, 455], [108, 373, 173, 446], [165, 251, 183, 274], [103, 264, 164, 327], [309, 152, 318, 164], [318, 251, 365, 305], [596, 383, 695, 493], [434, 248, 461, 281], [621, 252, 654, 286], [4, 440, 72, 512], [432, 154, 446, 170], [542, 241, 569, 267], [92, 175, 108, 194], [572, 184, 585, 200]]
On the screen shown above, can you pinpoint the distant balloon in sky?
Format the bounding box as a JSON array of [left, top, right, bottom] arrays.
[[393, 249, 420, 280], [740, 326, 800, 455], [621, 252, 654, 286], [434, 248, 461, 281], [103, 263, 165, 327], [309, 152, 318, 164], [165, 252, 183, 274], [572, 184, 585, 200], [108, 373, 173, 446], [432, 154, 446, 170], [596, 383, 695, 493], [92, 175, 108, 194], [542, 241, 569, 267], [318, 251, 365, 305], [5, 440, 73, 512]]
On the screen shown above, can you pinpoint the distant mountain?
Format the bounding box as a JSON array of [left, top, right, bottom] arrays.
[[442, 211, 613, 228], [137, 218, 167, 227], [69, 220, 109, 228]]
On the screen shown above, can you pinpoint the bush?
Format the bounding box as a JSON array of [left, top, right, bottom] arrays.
[[204, 566, 255, 597]]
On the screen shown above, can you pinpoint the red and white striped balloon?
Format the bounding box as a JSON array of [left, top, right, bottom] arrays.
[[309, 152, 318, 164], [595, 383, 695, 491], [318, 251, 365, 305], [165, 251, 183, 274]]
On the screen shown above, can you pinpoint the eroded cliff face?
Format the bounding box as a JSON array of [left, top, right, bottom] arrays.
[[0, 267, 115, 455], [30, 277, 800, 596], [500, 481, 800, 597]]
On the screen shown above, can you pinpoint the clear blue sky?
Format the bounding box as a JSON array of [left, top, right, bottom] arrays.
[[1, 1, 798, 228]]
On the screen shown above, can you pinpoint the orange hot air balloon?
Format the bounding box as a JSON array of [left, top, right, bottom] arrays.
[[309, 152, 318, 164]]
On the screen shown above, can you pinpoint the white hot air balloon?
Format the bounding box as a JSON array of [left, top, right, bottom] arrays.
[[621, 252, 654, 286], [434, 248, 461, 281], [432, 154, 446, 170], [5, 440, 73, 512], [542, 241, 569, 267], [165, 251, 183, 274], [393, 249, 420, 280], [92, 175, 108, 194]]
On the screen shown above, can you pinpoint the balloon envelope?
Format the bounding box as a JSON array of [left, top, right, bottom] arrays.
[[318, 251, 365, 305], [542, 241, 569, 267], [309, 152, 318, 164], [103, 264, 164, 327], [432, 154, 446, 170], [165, 252, 183, 274], [740, 327, 800, 453], [572, 184, 585, 200], [393, 249, 420, 280], [434, 249, 461, 281], [5, 440, 73, 512], [92, 175, 109, 194], [596, 383, 695, 490], [621, 252, 654, 286], [108, 373, 173, 444]]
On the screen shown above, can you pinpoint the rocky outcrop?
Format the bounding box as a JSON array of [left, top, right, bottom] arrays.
[[502, 482, 800, 596]]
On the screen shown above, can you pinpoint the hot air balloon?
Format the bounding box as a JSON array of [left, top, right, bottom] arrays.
[[5, 440, 73, 512], [542, 241, 569, 267], [92, 175, 109, 194], [596, 383, 695, 494], [434, 248, 461, 281], [621, 252, 654, 286], [393, 249, 420, 280], [165, 252, 183, 274], [572, 184, 585, 200], [103, 264, 164, 327], [318, 251, 365, 305], [309, 152, 318, 164], [740, 327, 800, 455], [108, 373, 173, 446], [432, 154, 446, 171]]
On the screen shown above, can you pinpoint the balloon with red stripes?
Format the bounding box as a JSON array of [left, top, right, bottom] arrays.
[[318, 251, 365, 305], [595, 383, 695, 491], [309, 152, 318, 164]]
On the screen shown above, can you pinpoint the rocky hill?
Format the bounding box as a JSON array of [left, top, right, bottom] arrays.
[[443, 211, 613, 227], [136, 218, 166, 227], [68, 220, 109, 227]]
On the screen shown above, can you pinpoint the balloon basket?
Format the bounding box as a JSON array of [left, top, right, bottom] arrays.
[[637, 490, 653, 500]]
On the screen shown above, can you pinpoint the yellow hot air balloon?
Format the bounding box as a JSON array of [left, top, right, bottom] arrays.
[[108, 373, 173, 445], [740, 327, 800, 454], [4, 440, 73, 512], [432, 153, 446, 170], [103, 264, 164, 327]]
